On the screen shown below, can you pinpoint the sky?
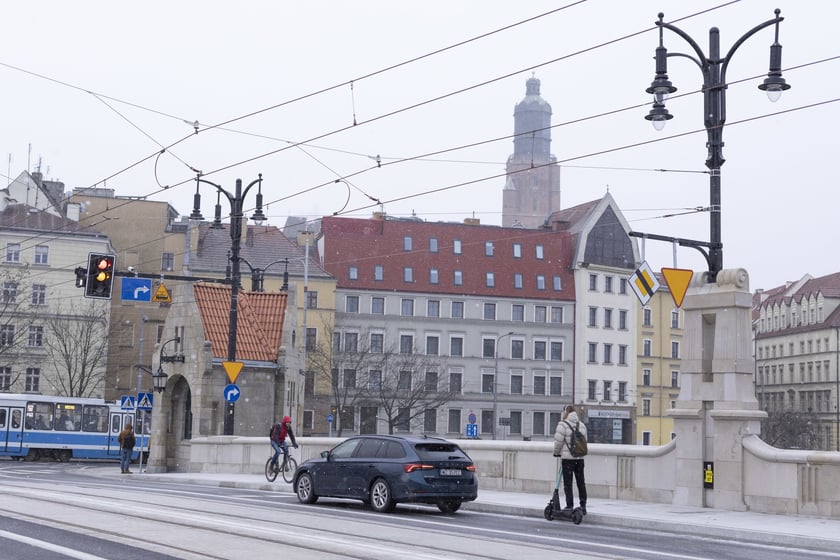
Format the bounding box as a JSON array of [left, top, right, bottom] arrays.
[[2, 1, 838, 293]]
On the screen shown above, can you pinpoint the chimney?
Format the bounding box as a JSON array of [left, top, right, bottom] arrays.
[[463, 218, 480, 226]]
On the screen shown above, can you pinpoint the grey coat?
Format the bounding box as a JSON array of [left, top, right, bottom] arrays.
[[553, 411, 588, 459]]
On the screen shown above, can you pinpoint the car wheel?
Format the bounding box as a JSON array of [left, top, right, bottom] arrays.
[[437, 499, 461, 514], [369, 478, 395, 513], [295, 472, 319, 504]]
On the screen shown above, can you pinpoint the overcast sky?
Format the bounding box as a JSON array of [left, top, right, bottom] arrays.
[[2, 1, 837, 292]]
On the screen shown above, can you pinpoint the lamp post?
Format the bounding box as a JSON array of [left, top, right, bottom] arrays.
[[240, 257, 290, 292], [644, 10, 790, 282], [492, 331, 516, 440], [190, 173, 267, 435]]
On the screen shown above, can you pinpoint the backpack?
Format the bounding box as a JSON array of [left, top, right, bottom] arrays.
[[564, 420, 588, 457], [269, 423, 278, 441]]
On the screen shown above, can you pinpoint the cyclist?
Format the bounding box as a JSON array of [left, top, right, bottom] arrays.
[[269, 415, 298, 470]]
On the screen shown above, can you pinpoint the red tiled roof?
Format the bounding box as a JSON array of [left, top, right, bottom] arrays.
[[193, 283, 287, 362]]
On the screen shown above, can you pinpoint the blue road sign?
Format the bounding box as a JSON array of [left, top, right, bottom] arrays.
[[224, 384, 241, 402], [466, 423, 478, 438], [137, 392, 153, 410], [120, 395, 136, 411], [121, 278, 152, 302], [327, 413, 334, 424]]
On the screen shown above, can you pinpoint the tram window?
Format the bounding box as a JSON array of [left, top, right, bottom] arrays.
[[12, 409, 21, 429], [111, 415, 122, 434], [83, 405, 109, 433], [136, 411, 151, 435], [55, 403, 82, 431], [29, 403, 53, 430], [0, 409, 6, 428]]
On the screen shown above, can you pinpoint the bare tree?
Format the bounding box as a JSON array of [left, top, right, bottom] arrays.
[[760, 409, 819, 450], [0, 265, 45, 386], [367, 345, 459, 435], [43, 300, 109, 397]]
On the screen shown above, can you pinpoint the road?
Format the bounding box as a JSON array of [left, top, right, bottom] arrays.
[[0, 461, 835, 560]]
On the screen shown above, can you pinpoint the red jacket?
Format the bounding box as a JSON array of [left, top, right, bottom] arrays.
[[272, 415, 296, 446]]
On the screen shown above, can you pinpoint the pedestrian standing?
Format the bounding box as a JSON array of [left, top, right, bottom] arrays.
[[118, 422, 136, 474], [553, 405, 588, 514]]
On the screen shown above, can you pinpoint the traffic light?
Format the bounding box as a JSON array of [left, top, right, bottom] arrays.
[[84, 253, 116, 299]]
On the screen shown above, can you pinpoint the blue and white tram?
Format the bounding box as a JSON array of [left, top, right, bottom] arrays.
[[0, 393, 150, 462]]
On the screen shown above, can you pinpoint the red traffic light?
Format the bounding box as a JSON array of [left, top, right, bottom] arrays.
[[84, 253, 116, 300]]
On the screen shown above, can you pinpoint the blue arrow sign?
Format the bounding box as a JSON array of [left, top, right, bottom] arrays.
[[224, 384, 241, 402], [121, 278, 152, 302]]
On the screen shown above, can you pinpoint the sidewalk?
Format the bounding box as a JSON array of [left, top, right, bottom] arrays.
[[93, 467, 840, 553]]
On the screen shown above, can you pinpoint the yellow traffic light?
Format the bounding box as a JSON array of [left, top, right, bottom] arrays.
[[84, 253, 116, 299]]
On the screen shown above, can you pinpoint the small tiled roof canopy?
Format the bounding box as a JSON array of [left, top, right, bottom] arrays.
[[193, 283, 287, 362]]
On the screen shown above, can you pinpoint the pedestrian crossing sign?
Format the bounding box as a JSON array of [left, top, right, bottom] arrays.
[[120, 395, 136, 411], [137, 392, 153, 410]]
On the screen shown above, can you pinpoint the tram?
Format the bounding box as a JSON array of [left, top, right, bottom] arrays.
[[0, 393, 150, 462]]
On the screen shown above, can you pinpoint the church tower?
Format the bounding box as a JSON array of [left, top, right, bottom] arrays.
[[502, 76, 561, 228]]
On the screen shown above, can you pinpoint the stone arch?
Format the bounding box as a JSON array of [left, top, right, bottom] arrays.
[[147, 374, 193, 472]]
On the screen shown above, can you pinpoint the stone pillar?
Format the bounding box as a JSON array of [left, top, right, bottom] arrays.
[[669, 268, 766, 510]]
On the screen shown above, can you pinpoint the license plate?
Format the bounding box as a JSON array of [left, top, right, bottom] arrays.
[[439, 468, 461, 476]]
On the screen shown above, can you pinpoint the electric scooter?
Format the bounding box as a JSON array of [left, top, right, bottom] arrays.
[[543, 468, 584, 525]]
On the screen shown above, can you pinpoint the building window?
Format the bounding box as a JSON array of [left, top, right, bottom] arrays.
[[671, 370, 679, 388], [618, 381, 627, 401], [426, 336, 439, 356], [587, 380, 596, 400], [34, 245, 49, 265], [485, 242, 494, 256], [548, 376, 562, 395], [0, 325, 14, 346], [603, 308, 613, 329], [483, 338, 496, 359], [374, 265, 384, 281], [485, 272, 495, 287], [603, 381, 612, 402], [28, 326, 44, 347], [534, 374, 546, 395], [513, 243, 522, 258], [25, 367, 40, 392], [398, 371, 412, 391], [2, 282, 18, 304], [403, 267, 414, 283], [643, 308, 652, 326], [535, 306, 547, 323], [533, 411, 545, 436], [588, 307, 598, 327], [306, 290, 317, 309], [587, 342, 597, 363], [671, 341, 680, 359], [399, 334, 414, 354], [448, 409, 461, 433], [450, 336, 463, 357], [31, 284, 46, 306], [449, 370, 462, 393], [510, 374, 523, 395], [512, 339, 524, 359], [482, 373, 495, 393], [535, 245, 544, 259], [424, 409, 437, 433], [453, 239, 462, 254], [551, 306, 564, 323], [618, 345, 628, 365], [161, 252, 174, 272], [371, 297, 384, 315], [403, 236, 413, 251], [451, 301, 464, 319], [483, 303, 496, 320], [509, 411, 522, 435], [589, 273, 598, 291], [619, 309, 628, 330], [401, 299, 414, 316], [550, 341, 563, 361], [424, 371, 439, 392], [534, 341, 547, 360], [619, 277, 628, 294], [5, 243, 20, 263], [454, 270, 463, 286], [305, 327, 317, 351], [429, 268, 439, 284], [603, 343, 613, 364], [427, 300, 440, 317], [536, 275, 546, 290], [514, 273, 523, 289], [344, 332, 358, 353], [643, 368, 651, 386], [345, 295, 359, 313], [343, 369, 357, 389], [0, 366, 10, 391], [604, 276, 613, 293], [368, 370, 382, 390], [553, 276, 562, 291], [370, 333, 384, 353], [671, 310, 680, 329], [643, 339, 652, 357], [512, 304, 525, 321], [429, 238, 438, 253], [643, 399, 651, 416]]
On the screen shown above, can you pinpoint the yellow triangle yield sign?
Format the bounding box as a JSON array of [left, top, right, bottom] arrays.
[[222, 361, 244, 384], [661, 268, 694, 308]]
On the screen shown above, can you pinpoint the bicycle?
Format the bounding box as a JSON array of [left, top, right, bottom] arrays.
[[265, 447, 298, 483]]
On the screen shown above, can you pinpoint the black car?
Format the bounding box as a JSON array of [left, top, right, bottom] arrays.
[[292, 434, 478, 513]]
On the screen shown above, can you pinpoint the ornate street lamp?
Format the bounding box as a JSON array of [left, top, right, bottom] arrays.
[[643, 10, 790, 282]]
